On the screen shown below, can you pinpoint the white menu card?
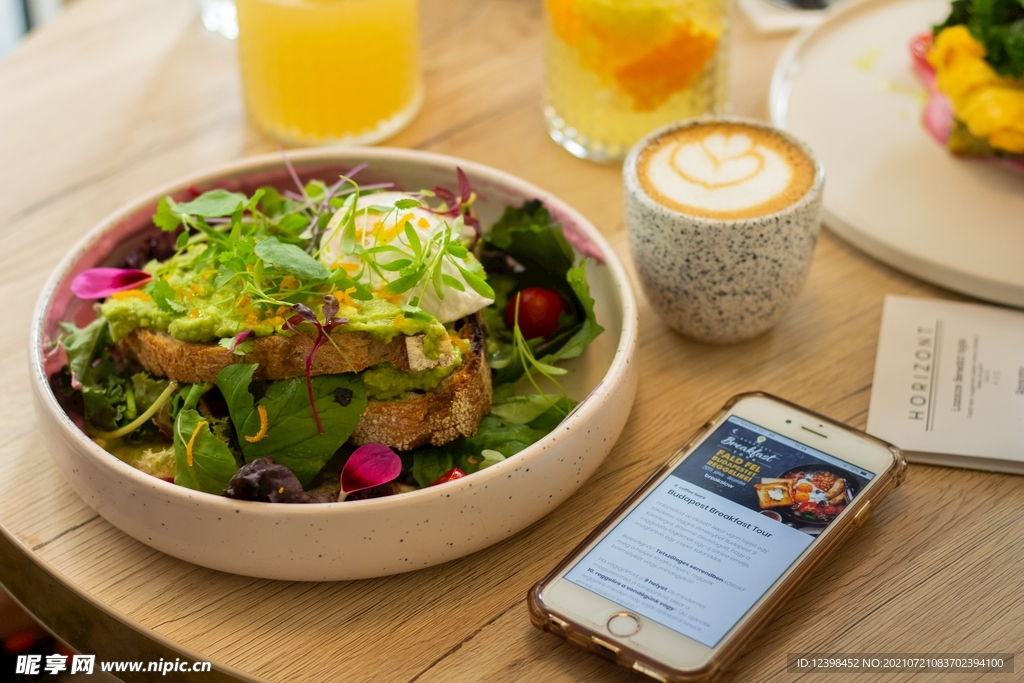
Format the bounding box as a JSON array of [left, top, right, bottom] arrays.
[[866, 296, 1024, 474]]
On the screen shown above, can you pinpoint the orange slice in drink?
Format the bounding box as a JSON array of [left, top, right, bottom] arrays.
[[614, 21, 718, 111]]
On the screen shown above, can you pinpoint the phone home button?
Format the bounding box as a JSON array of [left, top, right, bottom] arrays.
[[607, 612, 641, 637]]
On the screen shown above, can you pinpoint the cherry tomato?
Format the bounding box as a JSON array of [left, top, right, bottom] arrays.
[[432, 467, 466, 486], [504, 287, 571, 340]]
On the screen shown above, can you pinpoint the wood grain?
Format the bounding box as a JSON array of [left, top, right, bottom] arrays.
[[0, 1, 1021, 682]]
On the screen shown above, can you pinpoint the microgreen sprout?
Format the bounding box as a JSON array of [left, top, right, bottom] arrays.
[[284, 296, 349, 434], [374, 212, 494, 307], [420, 168, 481, 243]]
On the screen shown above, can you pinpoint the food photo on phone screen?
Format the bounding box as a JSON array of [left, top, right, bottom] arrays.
[[564, 416, 874, 648]]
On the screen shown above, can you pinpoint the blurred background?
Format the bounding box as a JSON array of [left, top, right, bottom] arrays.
[[0, 0, 67, 61], [2, 0, 66, 665]]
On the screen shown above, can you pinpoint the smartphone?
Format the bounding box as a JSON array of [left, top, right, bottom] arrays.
[[528, 392, 906, 683]]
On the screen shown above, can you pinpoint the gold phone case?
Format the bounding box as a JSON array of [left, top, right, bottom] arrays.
[[527, 392, 907, 683]]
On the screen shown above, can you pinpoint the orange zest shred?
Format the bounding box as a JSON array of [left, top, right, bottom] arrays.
[[245, 405, 269, 443], [186, 420, 208, 467]]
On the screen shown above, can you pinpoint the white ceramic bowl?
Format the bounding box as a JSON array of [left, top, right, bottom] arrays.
[[29, 148, 638, 581]]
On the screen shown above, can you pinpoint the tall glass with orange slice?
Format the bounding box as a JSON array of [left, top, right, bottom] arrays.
[[236, 0, 422, 146], [544, 0, 730, 161]]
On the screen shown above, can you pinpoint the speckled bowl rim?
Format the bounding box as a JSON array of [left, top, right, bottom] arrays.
[[29, 147, 638, 520], [623, 116, 826, 227]]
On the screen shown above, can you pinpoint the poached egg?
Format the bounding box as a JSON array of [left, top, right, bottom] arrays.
[[318, 192, 493, 323]]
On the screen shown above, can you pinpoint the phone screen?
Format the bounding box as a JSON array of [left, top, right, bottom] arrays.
[[564, 416, 875, 648]]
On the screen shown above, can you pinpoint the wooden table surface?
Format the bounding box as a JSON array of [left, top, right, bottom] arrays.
[[1, 1, 1022, 681]]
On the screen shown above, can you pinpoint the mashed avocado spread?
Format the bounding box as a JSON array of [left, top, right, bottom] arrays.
[[362, 344, 463, 400], [100, 248, 448, 357]]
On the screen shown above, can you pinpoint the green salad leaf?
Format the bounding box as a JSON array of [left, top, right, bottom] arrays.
[[175, 189, 250, 217], [60, 318, 109, 386], [215, 364, 367, 486], [254, 237, 331, 282], [409, 395, 576, 488], [154, 190, 253, 233], [411, 450, 453, 489], [489, 393, 567, 424], [173, 408, 239, 495], [554, 262, 603, 361], [486, 200, 576, 281]]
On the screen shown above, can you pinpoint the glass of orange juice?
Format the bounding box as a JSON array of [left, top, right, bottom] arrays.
[[544, 0, 731, 162], [236, 0, 423, 146]]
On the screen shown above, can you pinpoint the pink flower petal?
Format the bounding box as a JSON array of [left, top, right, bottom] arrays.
[[71, 268, 152, 299], [341, 444, 402, 494], [923, 91, 954, 145], [909, 32, 937, 91]]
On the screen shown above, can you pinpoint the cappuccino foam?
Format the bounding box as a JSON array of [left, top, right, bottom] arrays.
[[637, 123, 815, 220]]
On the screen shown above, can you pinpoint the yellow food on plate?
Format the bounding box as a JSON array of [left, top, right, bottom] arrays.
[[755, 481, 794, 509], [929, 25, 1024, 154]]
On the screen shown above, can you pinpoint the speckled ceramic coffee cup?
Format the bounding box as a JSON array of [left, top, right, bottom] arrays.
[[624, 118, 824, 344]]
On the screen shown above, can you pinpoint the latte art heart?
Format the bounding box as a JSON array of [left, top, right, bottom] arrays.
[[671, 133, 767, 189], [637, 123, 816, 220]]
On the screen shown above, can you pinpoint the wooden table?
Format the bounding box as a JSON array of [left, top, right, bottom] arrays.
[[1, 1, 1021, 681]]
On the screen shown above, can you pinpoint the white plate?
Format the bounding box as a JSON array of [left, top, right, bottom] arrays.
[[771, 0, 1024, 308]]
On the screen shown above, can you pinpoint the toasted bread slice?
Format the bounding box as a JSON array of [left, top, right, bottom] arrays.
[[350, 315, 491, 451], [118, 327, 454, 384], [754, 482, 794, 509], [119, 315, 491, 451]]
